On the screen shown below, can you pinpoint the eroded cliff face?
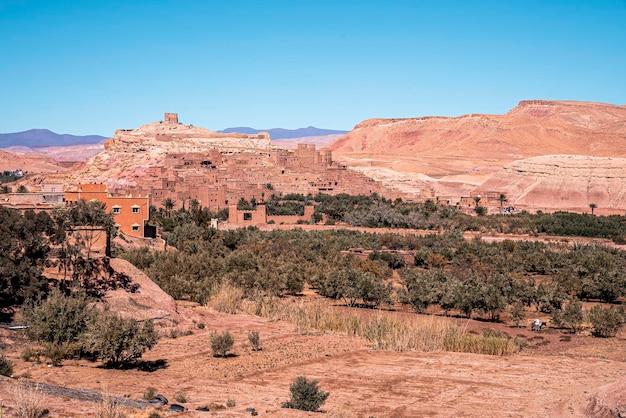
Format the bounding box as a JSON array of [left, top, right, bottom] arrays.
[[327, 100, 626, 211], [331, 100, 626, 160], [479, 155, 626, 211]]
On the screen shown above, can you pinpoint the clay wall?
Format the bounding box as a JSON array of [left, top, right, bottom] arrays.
[[267, 206, 315, 224], [164, 113, 179, 124]]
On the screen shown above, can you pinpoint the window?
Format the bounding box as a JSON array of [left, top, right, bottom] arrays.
[[113, 207, 120, 214], [243, 213, 252, 221], [132, 225, 139, 232], [132, 207, 139, 213]]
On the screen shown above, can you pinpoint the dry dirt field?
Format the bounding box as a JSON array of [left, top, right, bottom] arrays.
[[2, 295, 626, 418]]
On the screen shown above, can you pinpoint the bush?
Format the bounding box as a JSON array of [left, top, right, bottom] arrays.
[[174, 391, 187, 403], [21, 347, 40, 363], [282, 376, 329, 412], [0, 353, 14, 376], [82, 314, 158, 367], [23, 288, 93, 346], [210, 330, 234, 357], [587, 305, 624, 338], [248, 330, 261, 351], [143, 386, 157, 400]]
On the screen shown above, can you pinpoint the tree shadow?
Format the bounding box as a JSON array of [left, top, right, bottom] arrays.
[[97, 358, 168, 372]]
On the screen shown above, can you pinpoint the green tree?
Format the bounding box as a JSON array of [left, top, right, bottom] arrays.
[[474, 205, 487, 216], [16, 184, 28, 193], [52, 200, 116, 288], [508, 300, 527, 327], [0, 208, 55, 308], [162, 198, 176, 218], [587, 304, 624, 338], [552, 298, 583, 334], [498, 193, 508, 208], [589, 203, 597, 215], [282, 376, 329, 412], [210, 330, 234, 357]]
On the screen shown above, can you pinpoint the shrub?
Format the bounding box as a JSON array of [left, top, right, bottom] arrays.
[[143, 386, 157, 400], [0, 353, 14, 376], [248, 330, 261, 351], [552, 298, 583, 333], [23, 288, 93, 346], [210, 330, 234, 357], [226, 398, 236, 407], [174, 391, 187, 403], [282, 376, 329, 412], [508, 301, 527, 327], [587, 304, 624, 338], [21, 347, 40, 363], [82, 314, 158, 367]]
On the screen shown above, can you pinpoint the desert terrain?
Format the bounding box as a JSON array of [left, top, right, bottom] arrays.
[[1, 235, 626, 418], [3, 100, 626, 213]]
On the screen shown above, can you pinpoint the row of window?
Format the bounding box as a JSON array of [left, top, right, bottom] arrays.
[[113, 206, 140, 214]]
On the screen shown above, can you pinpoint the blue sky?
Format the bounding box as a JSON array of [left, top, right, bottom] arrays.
[[1, 0, 625, 136]]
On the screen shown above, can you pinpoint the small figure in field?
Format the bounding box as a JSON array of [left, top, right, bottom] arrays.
[[532, 318, 542, 332]]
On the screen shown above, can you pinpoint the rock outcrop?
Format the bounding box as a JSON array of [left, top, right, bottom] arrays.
[[479, 155, 626, 211], [328, 100, 626, 211], [331, 100, 626, 160]]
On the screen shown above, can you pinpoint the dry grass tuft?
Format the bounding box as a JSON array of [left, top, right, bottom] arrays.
[[208, 282, 244, 314], [13, 383, 47, 418], [94, 392, 125, 418]]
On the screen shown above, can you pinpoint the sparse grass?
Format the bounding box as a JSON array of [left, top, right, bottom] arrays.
[[94, 393, 124, 418], [174, 391, 187, 403], [168, 328, 193, 339], [241, 298, 517, 355], [13, 383, 48, 418], [443, 334, 517, 356], [209, 282, 244, 314], [143, 386, 157, 400]]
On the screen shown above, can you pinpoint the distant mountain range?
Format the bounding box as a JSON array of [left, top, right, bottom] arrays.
[[0, 129, 106, 148], [0, 127, 348, 148], [219, 126, 348, 140]]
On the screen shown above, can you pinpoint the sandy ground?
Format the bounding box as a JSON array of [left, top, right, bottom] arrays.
[[2, 301, 626, 418]]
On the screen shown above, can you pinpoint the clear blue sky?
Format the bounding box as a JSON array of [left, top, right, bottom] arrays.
[[1, 0, 625, 136]]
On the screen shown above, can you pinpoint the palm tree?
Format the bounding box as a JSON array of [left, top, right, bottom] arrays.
[[16, 185, 28, 193], [162, 198, 176, 218], [0, 185, 10, 194], [473, 195, 481, 207], [189, 198, 200, 214], [589, 203, 597, 215], [498, 193, 508, 208]]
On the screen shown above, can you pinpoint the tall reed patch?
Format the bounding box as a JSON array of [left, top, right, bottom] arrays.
[[241, 298, 516, 355]]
